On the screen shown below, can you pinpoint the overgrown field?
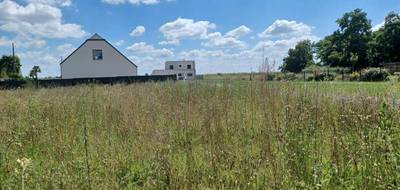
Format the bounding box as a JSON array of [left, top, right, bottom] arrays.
[[1, 81, 400, 189]]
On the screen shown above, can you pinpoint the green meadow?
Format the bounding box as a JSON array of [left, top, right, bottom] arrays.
[[1, 81, 399, 189]]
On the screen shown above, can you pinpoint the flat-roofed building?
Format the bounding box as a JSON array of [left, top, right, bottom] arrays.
[[152, 60, 196, 80]]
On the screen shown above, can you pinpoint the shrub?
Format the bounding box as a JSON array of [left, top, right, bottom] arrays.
[[313, 73, 334, 81], [282, 73, 297, 81], [360, 68, 390, 82], [349, 72, 360, 81], [264, 73, 275, 81], [306, 76, 314, 81]]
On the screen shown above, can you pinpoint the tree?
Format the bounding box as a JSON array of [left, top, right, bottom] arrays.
[[315, 9, 372, 70], [281, 40, 314, 73], [29, 66, 41, 88], [315, 31, 347, 67], [368, 29, 384, 66], [338, 9, 372, 70], [0, 55, 22, 78], [376, 12, 400, 63], [29, 66, 41, 80]]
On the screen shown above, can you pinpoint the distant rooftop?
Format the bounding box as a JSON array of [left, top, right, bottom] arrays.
[[89, 33, 104, 40], [166, 60, 195, 63]]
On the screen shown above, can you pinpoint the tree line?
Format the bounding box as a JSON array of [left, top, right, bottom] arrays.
[[0, 55, 41, 81], [281, 9, 400, 73], [0, 55, 22, 79]]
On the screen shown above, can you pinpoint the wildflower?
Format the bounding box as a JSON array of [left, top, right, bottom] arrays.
[[17, 157, 31, 171]]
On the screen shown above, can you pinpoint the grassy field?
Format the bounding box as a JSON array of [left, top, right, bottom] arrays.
[[1, 81, 400, 189]]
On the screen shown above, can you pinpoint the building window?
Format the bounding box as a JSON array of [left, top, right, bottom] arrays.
[[187, 73, 193, 77], [93, 49, 103, 60], [187, 65, 192, 69], [169, 65, 174, 70], [178, 73, 182, 77], [179, 65, 182, 68]]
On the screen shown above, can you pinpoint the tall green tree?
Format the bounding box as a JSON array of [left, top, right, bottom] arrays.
[[315, 9, 372, 70], [376, 12, 400, 63], [281, 40, 314, 73], [337, 8, 372, 70], [368, 29, 384, 66], [315, 31, 347, 67], [0, 55, 22, 79]]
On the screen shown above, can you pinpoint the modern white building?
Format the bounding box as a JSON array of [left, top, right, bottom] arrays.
[[152, 61, 196, 80], [60, 34, 137, 79]]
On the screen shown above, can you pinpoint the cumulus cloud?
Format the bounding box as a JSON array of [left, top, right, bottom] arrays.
[[19, 50, 60, 77], [202, 25, 251, 49], [26, 0, 72, 7], [226, 25, 251, 38], [102, 0, 173, 5], [175, 20, 319, 74], [56, 43, 75, 57], [159, 39, 179, 46], [114, 40, 125, 46], [372, 21, 385, 31], [202, 32, 247, 49], [126, 42, 174, 57], [179, 49, 225, 59], [159, 17, 216, 45], [130, 26, 146, 37], [0, 0, 86, 39], [0, 35, 46, 48], [259, 19, 313, 38]]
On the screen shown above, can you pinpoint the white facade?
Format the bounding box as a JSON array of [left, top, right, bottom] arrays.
[[152, 61, 196, 80], [61, 34, 137, 79]]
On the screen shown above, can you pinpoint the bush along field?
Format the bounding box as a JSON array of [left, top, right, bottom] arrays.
[[0, 81, 400, 189], [203, 67, 397, 83]]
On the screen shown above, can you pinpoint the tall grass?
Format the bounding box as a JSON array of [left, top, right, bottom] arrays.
[[0, 81, 399, 189]]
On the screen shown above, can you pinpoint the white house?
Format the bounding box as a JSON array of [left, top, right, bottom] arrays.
[[152, 61, 196, 80], [60, 34, 137, 79]]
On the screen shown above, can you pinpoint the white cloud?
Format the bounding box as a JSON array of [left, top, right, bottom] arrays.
[[0, 35, 46, 48], [0, 0, 86, 39], [26, 0, 72, 7], [102, 0, 173, 5], [179, 49, 225, 58], [159, 17, 216, 45], [226, 25, 251, 38], [159, 39, 179, 46], [19, 50, 60, 77], [130, 25, 146, 37], [372, 21, 385, 32], [202, 32, 247, 49], [114, 40, 125, 46], [202, 25, 251, 49], [18, 43, 79, 77], [126, 42, 174, 57], [259, 19, 313, 38], [56, 43, 75, 57], [177, 21, 319, 74]]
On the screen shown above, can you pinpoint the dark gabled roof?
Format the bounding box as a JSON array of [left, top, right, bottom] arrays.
[[60, 34, 137, 68]]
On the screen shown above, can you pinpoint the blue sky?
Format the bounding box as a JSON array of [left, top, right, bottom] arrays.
[[0, 0, 399, 77]]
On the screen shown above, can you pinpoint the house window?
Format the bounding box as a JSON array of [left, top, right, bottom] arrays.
[[187, 73, 193, 77], [187, 65, 192, 69], [93, 49, 103, 60], [169, 65, 174, 70]]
